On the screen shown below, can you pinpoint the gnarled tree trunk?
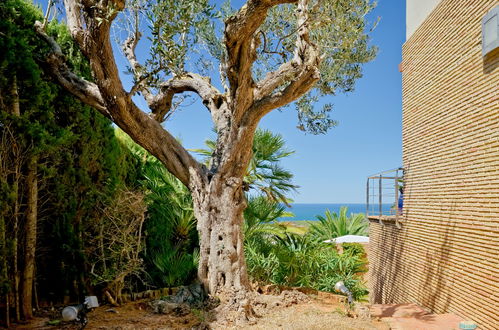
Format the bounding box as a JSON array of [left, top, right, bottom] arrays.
[[192, 170, 255, 321], [195, 179, 249, 297]]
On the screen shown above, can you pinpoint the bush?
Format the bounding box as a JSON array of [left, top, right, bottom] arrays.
[[342, 243, 366, 256], [245, 232, 368, 301]]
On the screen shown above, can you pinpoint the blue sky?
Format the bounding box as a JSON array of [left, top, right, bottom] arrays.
[[36, 0, 405, 203]]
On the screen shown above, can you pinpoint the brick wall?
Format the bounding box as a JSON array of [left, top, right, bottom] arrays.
[[369, 0, 499, 329]]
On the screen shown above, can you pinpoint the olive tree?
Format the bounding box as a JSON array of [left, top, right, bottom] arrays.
[[35, 0, 376, 312]]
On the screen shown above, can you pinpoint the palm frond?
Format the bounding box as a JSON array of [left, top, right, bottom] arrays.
[[310, 207, 368, 241]]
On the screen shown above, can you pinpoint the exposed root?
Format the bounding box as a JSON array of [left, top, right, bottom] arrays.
[[151, 283, 312, 328], [211, 289, 257, 326], [211, 289, 310, 327]]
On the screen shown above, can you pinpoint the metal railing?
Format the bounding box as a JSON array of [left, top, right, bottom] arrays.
[[366, 167, 404, 223]]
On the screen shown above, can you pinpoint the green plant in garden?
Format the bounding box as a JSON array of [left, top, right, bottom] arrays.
[[152, 248, 199, 288], [310, 207, 368, 242], [245, 232, 368, 301], [0, 0, 135, 321], [116, 130, 199, 288], [245, 129, 298, 204], [244, 240, 281, 285], [243, 196, 290, 243]]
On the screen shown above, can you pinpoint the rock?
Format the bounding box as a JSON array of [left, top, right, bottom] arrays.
[[151, 283, 208, 317], [167, 283, 206, 308], [152, 301, 190, 316], [353, 303, 371, 319], [191, 322, 210, 330], [279, 290, 309, 307]]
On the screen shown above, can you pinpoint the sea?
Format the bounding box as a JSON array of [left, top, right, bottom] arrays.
[[278, 203, 393, 221]]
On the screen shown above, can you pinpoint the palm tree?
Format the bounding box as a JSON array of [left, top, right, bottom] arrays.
[[243, 196, 290, 242], [310, 207, 368, 242], [246, 129, 298, 204], [194, 128, 298, 205]]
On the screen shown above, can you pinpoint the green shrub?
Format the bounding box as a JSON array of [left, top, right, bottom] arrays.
[[245, 232, 368, 301], [342, 243, 366, 256]]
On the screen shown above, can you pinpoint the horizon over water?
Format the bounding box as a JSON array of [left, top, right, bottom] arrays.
[[279, 203, 393, 221]]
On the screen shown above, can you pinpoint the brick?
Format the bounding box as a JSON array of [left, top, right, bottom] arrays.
[[369, 1, 499, 329]]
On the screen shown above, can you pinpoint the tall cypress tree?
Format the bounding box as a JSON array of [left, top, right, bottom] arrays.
[[0, 0, 131, 322]]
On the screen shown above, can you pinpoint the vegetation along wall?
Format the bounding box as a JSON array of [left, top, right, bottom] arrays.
[[369, 0, 499, 329]]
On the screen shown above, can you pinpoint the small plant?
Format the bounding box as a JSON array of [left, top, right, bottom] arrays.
[[310, 207, 368, 242], [334, 306, 347, 316], [342, 243, 366, 256], [191, 308, 210, 323], [86, 188, 147, 304]]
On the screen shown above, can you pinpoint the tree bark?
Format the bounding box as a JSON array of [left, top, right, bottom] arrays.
[[11, 75, 21, 322], [193, 176, 255, 319], [0, 215, 9, 327], [195, 182, 249, 295], [11, 75, 20, 116], [21, 155, 37, 320], [12, 171, 21, 322], [190, 123, 258, 320]]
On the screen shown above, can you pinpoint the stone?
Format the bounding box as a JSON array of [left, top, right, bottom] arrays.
[[167, 283, 206, 308], [151, 300, 190, 316]]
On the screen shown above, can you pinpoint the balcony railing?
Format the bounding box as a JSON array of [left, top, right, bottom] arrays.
[[366, 167, 404, 225]]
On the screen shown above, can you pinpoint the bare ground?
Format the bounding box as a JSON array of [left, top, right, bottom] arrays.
[[10, 291, 389, 330]]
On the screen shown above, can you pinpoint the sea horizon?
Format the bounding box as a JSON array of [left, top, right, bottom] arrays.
[[278, 202, 393, 221]]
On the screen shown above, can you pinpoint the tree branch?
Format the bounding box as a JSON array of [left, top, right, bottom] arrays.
[[121, 29, 226, 125], [151, 74, 226, 123], [34, 21, 107, 113], [62, 0, 85, 45], [248, 0, 320, 121], [122, 31, 157, 103], [224, 0, 296, 118], [35, 0, 206, 189]]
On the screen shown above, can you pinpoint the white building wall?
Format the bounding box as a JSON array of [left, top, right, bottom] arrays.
[[406, 0, 443, 39]]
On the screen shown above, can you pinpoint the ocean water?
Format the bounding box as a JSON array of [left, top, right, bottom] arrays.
[[279, 203, 393, 221]]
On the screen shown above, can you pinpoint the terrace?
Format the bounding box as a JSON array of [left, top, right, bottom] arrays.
[[366, 167, 404, 227]]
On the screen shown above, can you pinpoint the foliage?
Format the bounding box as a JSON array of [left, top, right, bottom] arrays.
[[116, 130, 199, 288], [309, 207, 368, 242], [0, 0, 136, 308], [246, 129, 298, 204], [343, 242, 366, 256], [85, 189, 147, 303], [152, 248, 199, 288], [244, 204, 370, 300], [194, 0, 378, 134], [245, 232, 368, 301], [243, 196, 288, 243], [111, 0, 378, 135]]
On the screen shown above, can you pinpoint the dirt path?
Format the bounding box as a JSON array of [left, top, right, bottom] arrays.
[[236, 302, 388, 330], [11, 292, 389, 330]]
